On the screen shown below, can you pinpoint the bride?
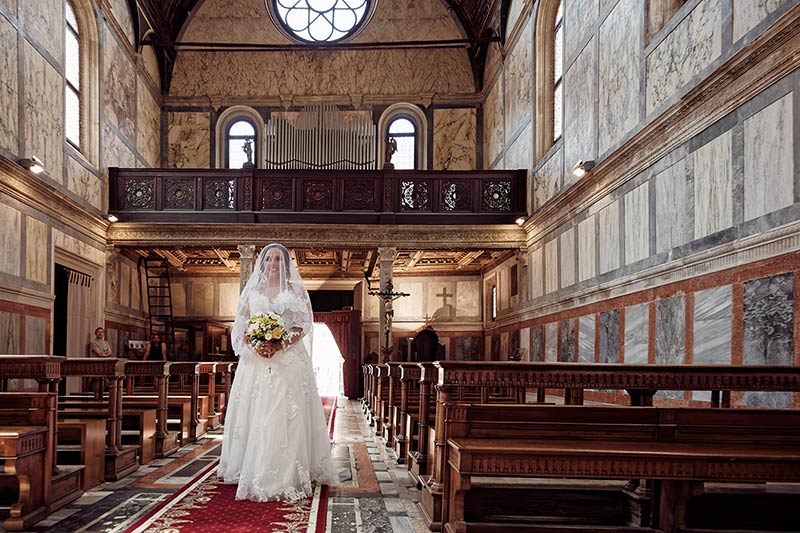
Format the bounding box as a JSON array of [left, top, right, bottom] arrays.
[[218, 243, 336, 501]]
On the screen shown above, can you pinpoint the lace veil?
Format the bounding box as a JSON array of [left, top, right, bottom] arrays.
[[231, 243, 314, 357]]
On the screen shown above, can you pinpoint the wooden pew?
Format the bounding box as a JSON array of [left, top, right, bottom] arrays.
[[57, 418, 105, 490], [167, 362, 208, 442], [0, 393, 52, 531], [123, 361, 179, 458], [408, 362, 436, 486], [0, 356, 84, 526], [375, 364, 390, 433], [383, 363, 405, 447], [420, 361, 800, 531], [444, 404, 800, 533], [361, 364, 371, 414], [60, 358, 139, 481], [198, 362, 221, 429], [392, 363, 422, 464]]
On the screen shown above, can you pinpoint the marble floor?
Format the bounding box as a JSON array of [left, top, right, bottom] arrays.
[[3, 400, 426, 533]]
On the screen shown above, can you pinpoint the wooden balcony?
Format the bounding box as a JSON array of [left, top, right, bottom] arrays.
[[109, 167, 527, 225]]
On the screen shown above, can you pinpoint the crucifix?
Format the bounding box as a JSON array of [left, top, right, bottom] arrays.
[[369, 279, 410, 358]]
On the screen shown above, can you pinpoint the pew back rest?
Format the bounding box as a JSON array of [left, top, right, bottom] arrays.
[[449, 404, 800, 447], [0, 393, 50, 426]]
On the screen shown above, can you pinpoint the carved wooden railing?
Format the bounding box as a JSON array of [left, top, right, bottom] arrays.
[[109, 167, 527, 224]]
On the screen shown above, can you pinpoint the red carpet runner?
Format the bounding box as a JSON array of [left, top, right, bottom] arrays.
[[126, 397, 337, 533]]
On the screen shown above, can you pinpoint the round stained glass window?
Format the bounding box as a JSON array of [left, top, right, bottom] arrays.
[[269, 0, 374, 43]]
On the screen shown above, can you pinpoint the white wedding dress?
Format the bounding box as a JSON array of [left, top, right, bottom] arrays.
[[218, 290, 337, 502]]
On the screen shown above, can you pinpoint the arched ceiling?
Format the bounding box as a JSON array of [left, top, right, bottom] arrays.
[[134, 0, 505, 93]]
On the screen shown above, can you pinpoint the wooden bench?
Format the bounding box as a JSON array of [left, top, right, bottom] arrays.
[[124, 361, 180, 457], [57, 418, 105, 490], [420, 362, 800, 531], [444, 404, 800, 533]]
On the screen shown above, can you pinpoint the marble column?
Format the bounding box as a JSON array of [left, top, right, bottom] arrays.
[[238, 245, 256, 291], [378, 247, 395, 359]]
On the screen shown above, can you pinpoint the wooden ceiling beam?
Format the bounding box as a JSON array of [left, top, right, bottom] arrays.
[[213, 248, 237, 272], [456, 250, 484, 270], [155, 248, 186, 270]]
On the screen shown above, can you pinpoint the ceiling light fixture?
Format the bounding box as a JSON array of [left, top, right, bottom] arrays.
[[572, 159, 595, 178], [19, 156, 45, 174]]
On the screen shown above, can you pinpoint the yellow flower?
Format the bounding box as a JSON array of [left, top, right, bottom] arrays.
[[271, 327, 284, 340]]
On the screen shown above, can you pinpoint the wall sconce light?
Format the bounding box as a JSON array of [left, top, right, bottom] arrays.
[[19, 156, 45, 174], [515, 216, 526, 226], [572, 159, 595, 178], [107, 214, 119, 223]]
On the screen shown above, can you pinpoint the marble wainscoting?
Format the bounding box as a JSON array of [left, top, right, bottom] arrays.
[[578, 314, 595, 363], [624, 302, 649, 364], [598, 309, 620, 363], [0, 14, 18, 154], [692, 285, 732, 401], [742, 272, 794, 408], [559, 318, 577, 362], [454, 336, 479, 361], [655, 295, 686, 399], [533, 148, 562, 211], [545, 322, 558, 361], [531, 324, 544, 361]]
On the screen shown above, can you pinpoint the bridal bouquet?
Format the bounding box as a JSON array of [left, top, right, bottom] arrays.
[[246, 312, 297, 356]]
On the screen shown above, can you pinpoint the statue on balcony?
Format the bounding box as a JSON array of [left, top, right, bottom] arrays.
[[384, 135, 397, 169], [242, 138, 254, 165]]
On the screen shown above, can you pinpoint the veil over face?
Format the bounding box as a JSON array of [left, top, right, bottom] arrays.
[[231, 244, 314, 357]]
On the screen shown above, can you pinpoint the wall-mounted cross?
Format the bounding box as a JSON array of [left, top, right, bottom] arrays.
[[436, 287, 453, 306]]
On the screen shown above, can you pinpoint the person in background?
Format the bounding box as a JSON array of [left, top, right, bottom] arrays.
[[148, 333, 168, 361], [88, 327, 112, 398]]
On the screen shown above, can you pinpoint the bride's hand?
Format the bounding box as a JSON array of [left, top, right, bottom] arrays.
[[257, 342, 278, 358]]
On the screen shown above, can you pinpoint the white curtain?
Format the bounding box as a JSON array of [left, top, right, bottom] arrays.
[[66, 270, 94, 393], [311, 323, 344, 397]]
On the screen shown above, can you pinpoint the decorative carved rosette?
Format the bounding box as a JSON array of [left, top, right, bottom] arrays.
[[303, 179, 334, 210], [124, 178, 155, 209], [482, 181, 512, 211], [204, 179, 236, 209], [165, 179, 195, 209], [401, 180, 431, 211], [442, 181, 472, 211], [261, 179, 293, 209], [343, 180, 374, 210]]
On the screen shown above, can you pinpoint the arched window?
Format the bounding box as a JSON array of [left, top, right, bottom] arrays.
[[377, 103, 428, 170], [226, 119, 257, 169], [387, 117, 416, 170], [65, 1, 81, 148], [534, 0, 563, 160], [215, 106, 265, 169]]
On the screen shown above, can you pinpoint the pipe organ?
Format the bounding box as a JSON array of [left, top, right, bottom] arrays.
[[265, 104, 377, 169]]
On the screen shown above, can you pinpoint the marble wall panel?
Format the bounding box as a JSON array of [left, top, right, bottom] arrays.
[[560, 318, 577, 362], [598, 0, 641, 154], [693, 285, 732, 400], [24, 216, 47, 283], [52, 229, 104, 265], [560, 227, 575, 288], [545, 322, 558, 361], [219, 282, 239, 317], [171, 283, 187, 317], [170, 48, 474, 99], [655, 295, 686, 399], [566, 0, 599, 58], [137, 77, 161, 167], [534, 148, 562, 210], [119, 263, 130, 308], [22, 0, 61, 60], [598, 200, 620, 274], [743, 93, 793, 221], [625, 182, 650, 265], [0, 203, 21, 276], [624, 302, 649, 364], [168, 112, 210, 168], [0, 0, 17, 13], [504, 20, 532, 142], [67, 156, 103, 210], [646, 0, 722, 113], [655, 158, 690, 254], [103, 32, 136, 141], [141, 47, 161, 91], [484, 77, 504, 168], [504, 122, 532, 172], [520, 326, 530, 361], [598, 309, 620, 363], [0, 15, 18, 153], [130, 270, 140, 310], [500, 331, 509, 360], [733, 0, 786, 43], [191, 283, 214, 316], [544, 238, 558, 294], [531, 324, 544, 361], [694, 130, 732, 239], [455, 281, 480, 318], [578, 314, 595, 363], [108, 0, 135, 44], [578, 215, 596, 282], [428, 281, 456, 321], [433, 108, 476, 170], [0, 311, 20, 354], [506, 0, 526, 38], [564, 38, 596, 188], [395, 282, 423, 318], [742, 273, 793, 408], [103, 124, 136, 169], [24, 316, 47, 354], [24, 42, 63, 183], [366, 288, 378, 319], [530, 247, 543, 299], [454, 336, 479, 361]]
